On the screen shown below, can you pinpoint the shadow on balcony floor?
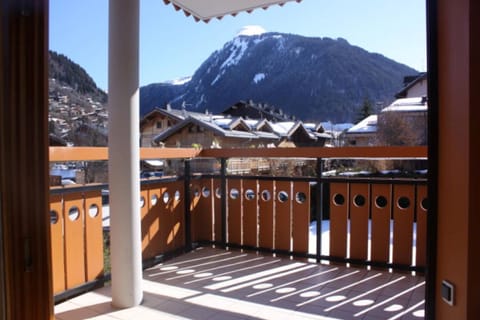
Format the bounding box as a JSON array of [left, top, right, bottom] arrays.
[[55, 247, 425, 320]]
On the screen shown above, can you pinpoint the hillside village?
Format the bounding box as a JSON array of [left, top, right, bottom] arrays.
[[48, 78, 109, 147]]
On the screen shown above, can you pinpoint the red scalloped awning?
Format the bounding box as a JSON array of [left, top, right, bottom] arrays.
[[163, 0, 302, 22]]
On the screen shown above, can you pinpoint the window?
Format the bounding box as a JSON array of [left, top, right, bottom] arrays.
[[156, 121, 162, 129]]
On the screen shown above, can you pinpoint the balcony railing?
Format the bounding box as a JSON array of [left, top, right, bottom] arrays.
[[49, 146, 427, 301]]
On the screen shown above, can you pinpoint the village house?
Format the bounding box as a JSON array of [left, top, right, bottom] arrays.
[[140, 104, 210, 146], [142, 100, 329, 149], [343, 73, 428, 146]]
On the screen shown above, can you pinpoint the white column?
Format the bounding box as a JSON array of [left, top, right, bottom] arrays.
[[108, 0, 143, 308]]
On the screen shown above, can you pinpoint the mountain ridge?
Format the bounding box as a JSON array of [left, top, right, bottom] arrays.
[[140, 32, 417, 122]]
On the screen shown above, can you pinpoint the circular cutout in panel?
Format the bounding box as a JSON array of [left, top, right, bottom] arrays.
[[163, 192, 170, 204], [193, 187, 200, 198], [245, 189, 255, 201], [151, 194, 158, 206], [421, 197, 428, 211], [333, 193, 345, 206], [230, 188, 239, 200], [88, 204, 99, 218], [375, 195, 388, 208], [139, 196, 145, 208], [277, 191, 289, 203], [261, 190, 271, 201], [68, 206, 80, 221], [174, 190, 181, 202], [353, 194, 366, 207], [397, 197, 411, 210], [202, 187, 210, 198], [50, 210, 59, 224], [215, 187, 221, 199], [295, 192, 307, 204]]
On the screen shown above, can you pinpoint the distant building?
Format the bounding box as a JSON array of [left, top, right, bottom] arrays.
[[343, 115, 378, 146], [343, 73, 427, 146], [221, 100, 294, 122], [140, 104, 211, 147], [395, 72, 427, 99]]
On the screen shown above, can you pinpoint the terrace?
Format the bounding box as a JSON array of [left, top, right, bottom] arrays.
[[3, 1, 480, 319], [50, 146, 427, 319]]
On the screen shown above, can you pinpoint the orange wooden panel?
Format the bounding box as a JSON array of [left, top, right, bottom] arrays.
[[213, 179, 222, 242], [242, 180, 258, 247], [292, 182, 310, 254], [227, 179, 242, 245], [140, 188, 151, 259], [275, 181, 291, 252], [392, 184, 415, 266], [371, 184, 392, 264], [416, 185, 428, 267], [190, 183, 202, 242], [349, 184, 370, 260], [258, 180, 274, 249], [195, 178, 214, 242], [84, 191, 104, 282], [170, 181, 185, 250], [329, 183, 349, 259], [49, 194, 65, 294], [63, 192, 86, 289], [148, 184, 164, 257]]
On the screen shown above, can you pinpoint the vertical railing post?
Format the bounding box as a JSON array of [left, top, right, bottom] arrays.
[[184, 159, 192, 251], [220, 158, 227, 246], [316, 158, 324, 262]]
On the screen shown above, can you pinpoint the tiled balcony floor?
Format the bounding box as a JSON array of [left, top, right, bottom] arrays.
[[55, 247, 425, 320]]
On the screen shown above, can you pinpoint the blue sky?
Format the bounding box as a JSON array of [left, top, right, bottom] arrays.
[[49, 0, 426, 91]]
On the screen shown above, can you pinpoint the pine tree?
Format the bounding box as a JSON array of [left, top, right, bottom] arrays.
[[356, 97, 374, 123]]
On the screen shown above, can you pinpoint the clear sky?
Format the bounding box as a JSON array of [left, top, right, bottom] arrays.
[[49, 0, 426, 91]]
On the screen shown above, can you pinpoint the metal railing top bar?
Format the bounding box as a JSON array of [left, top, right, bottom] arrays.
[[49, 146, 428, 162], [200, 146, 428, 159]]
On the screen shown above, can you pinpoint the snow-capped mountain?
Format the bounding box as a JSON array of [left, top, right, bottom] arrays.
[[140, 32, 417, 122]]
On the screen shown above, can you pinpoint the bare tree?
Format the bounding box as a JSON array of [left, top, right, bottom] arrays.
[[376, 111, 418, 146]]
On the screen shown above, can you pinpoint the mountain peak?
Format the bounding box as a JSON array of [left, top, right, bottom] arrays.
[[140, 33, 417, 122], [236, 25, 267, 37]]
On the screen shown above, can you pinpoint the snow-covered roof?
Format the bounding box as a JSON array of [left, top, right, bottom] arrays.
[[346, 115, 378, 134], [381, 97, 428, 113], [271, 121, 296, 135], [213, 117, 234, 129]]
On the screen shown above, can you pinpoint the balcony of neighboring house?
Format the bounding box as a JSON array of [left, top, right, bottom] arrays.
[[50, 146, 427, 320]]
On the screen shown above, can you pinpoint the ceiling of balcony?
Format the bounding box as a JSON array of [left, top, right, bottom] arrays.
[[163, 0, 302, 22]]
